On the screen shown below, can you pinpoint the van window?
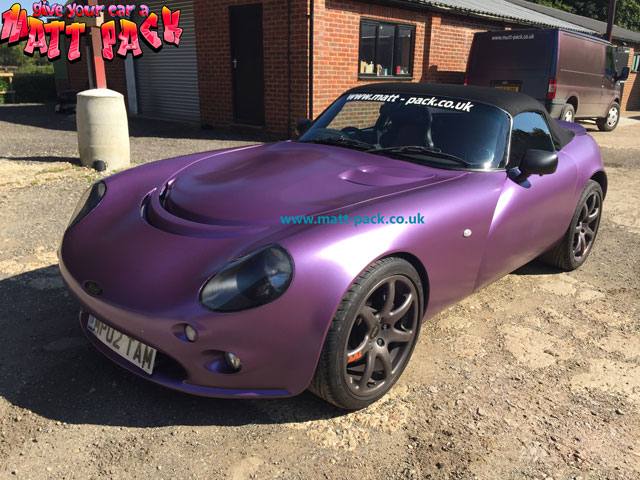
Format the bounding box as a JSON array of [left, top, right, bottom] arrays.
[[509, 112, 555, 167], [605, 46, 616, 79]]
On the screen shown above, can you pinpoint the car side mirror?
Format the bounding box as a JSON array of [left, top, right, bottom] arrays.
[[514, 149, 558, 182], [615, 66, 630, 82], [296, 118, 312, 135]]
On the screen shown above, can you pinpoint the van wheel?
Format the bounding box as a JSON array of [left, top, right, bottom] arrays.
[[596, 102, 620, 131], [561, 104, 575, 122]]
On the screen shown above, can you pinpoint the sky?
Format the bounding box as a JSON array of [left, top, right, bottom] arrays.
[[0, 0, 33, 15]]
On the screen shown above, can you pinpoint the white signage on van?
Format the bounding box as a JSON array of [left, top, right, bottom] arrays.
[[491, 33, 535, 41]]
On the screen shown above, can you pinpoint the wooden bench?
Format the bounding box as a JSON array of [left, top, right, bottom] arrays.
[[0, 72, 15, 104]]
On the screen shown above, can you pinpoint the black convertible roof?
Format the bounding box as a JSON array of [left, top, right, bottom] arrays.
[[345, 83, 575, 148]]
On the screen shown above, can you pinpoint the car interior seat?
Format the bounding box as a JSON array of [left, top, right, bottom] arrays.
[[378, 104, 434, 148]]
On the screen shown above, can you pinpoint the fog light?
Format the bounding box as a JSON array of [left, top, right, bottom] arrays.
[[184, 324, 198, 342], [224, 352, 242, 371]]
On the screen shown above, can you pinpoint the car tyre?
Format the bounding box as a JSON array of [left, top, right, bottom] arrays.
[[541, 180, 603, 271], [596, 102, 620, 131], [561, 103, 575, 123], [309, 257, 423, 410]]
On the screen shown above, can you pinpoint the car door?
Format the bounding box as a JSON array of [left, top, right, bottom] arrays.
[[474, 111, 578, 290]]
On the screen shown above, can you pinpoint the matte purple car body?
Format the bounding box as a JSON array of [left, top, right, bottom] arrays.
[[59, 95, 605, 400]]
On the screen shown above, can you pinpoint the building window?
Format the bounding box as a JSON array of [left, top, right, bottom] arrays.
[[632, 53, 640, 73], [359, 20, 415, 78]]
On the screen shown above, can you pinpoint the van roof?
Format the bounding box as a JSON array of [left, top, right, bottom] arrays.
[[345, 83, 575, 149], [506, 0, 640, 44]]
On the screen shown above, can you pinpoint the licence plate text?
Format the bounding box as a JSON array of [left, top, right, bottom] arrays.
[[494, 85, 520, 92], [88, 315, 157, 374]]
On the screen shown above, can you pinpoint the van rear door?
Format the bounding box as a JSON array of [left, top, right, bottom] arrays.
[[466, 30, 556, 101]]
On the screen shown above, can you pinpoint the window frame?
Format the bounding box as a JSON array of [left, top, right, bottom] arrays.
[[507, 110, 556, 169], [632, 53, 640, 73], [605, 45, 617, 81], [358, 19, 416, 80]]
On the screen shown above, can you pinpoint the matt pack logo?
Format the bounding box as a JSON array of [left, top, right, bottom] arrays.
[[0, 2, 182, 62]]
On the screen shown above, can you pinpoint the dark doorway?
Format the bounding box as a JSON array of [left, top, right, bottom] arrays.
[[230, 4, 265, 126]]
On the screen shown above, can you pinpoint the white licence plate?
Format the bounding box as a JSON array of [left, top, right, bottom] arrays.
[[87, 315, 157, 374]]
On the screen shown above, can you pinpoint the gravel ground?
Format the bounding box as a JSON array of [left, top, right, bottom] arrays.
[[0, 104, 639, 480]]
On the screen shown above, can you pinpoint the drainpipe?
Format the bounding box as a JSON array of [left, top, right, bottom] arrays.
[[287, 0, 292, 138], [605, 0, 617, 42], [308, 0, 314, 120]]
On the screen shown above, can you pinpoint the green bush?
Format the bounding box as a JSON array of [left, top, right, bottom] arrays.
[[0, 78, 8, 104], [17, 64, 54, 74], [13, 73, 56, 103]]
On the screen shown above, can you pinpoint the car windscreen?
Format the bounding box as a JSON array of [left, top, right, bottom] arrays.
[[299, 93, 511, 170]]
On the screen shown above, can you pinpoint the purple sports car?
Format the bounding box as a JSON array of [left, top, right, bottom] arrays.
[[59, 84, 605, 409]]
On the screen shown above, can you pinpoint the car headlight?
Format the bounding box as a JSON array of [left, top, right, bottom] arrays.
[[67, 181, 107, 229], [200, 245, 294, 312]]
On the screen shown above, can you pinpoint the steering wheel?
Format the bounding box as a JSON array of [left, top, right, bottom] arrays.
[[340, 126, 366, 142]]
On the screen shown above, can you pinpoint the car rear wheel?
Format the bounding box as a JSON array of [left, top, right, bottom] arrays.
[[309, 257, 423, 410], [561, 103, 575, 122], [541, 180, 603, 271], [596, 102, 620, 131]]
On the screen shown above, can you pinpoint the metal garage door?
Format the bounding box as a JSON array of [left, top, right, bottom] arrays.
[[135, 0, 200, 122]]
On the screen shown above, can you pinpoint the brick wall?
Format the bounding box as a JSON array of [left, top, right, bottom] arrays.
[[312, 0, 429, 117], [194, 0, 310, 135], [67, 52, 89, 90], [311, 1, 510, 118], [423, 14, 511, 84], [327, 99, 382, 129], [104, 56, 127, 102], [621, 46, 640, 111]]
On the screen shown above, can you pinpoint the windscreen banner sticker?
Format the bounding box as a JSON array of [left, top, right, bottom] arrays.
[[346, 93, 474, 112]]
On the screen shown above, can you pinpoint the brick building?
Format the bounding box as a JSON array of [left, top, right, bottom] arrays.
[[60, 0, 640, 137]]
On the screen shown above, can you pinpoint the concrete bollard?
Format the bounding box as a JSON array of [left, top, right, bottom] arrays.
[[77, 89, 130, 171]]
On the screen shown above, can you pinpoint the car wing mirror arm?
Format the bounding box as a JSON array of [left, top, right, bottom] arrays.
[[512, 149, 559, 183]]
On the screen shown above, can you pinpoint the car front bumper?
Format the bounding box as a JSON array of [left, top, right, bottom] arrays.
[[59, 251, 324, 399]]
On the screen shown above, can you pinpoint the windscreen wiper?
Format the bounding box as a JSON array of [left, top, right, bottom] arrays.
[[367, 145, 471, 167], [302, 136, 373, 150]]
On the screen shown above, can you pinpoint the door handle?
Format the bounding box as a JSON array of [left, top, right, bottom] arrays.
[[232, 58, 237, 70]]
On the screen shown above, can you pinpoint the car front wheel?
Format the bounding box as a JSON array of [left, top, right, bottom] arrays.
[[309, 257, 423, 410]]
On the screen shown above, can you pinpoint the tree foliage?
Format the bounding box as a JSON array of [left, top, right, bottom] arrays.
[[0, 42, 53, 71], [531, 0, 640, 32]]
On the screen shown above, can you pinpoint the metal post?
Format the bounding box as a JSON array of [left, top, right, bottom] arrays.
[[87, 0, 107, 88], [605, 0, 617, 42]]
